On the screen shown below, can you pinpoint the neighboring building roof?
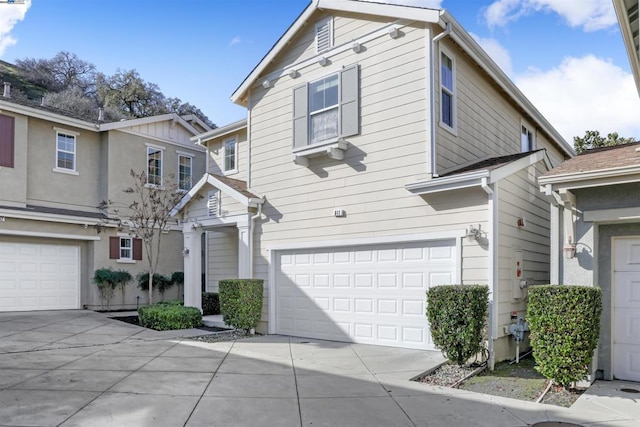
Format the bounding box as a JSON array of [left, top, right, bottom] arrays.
[[0, 204, 106, 220], [213, 174, 259, 200], [539, 142, 640, 189], [614, 0, 640, 97], [192, 119, 246, 144], [406, 150, 550, 194]]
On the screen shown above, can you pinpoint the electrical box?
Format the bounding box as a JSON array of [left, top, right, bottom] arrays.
[[513, 251, 523, 299]]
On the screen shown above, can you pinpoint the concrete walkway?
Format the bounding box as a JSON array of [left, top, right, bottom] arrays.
[[0, 310, 637, 427]]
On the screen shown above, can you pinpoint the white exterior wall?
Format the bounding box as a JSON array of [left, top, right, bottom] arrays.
[[206, 230, 239, 292], [206, 128, 248, 183]]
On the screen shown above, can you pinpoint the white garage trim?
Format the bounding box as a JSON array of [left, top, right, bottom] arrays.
[[0, 229, 101, 241], [268, 231, 464, 338]]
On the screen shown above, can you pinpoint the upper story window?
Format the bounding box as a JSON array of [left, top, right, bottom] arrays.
[[309, 74, 339, 144], [146, 145, 164, 186], [56, 131, 76, 172], [440, 51, 456, 131], [223, 138, 237, 174], [0, 113, 14, 168], [178, 154, 193, 191], [292, 64, 359, 151], [521, 124, 535, 152], [315, 17, 333, 53]]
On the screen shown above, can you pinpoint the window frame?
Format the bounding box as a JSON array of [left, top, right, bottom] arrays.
[[223, 137, 238, 174], [439, 49, 457, 134], [119, 236, 133, 261], [177, 153, 193, 191], [146, 144, 165, 187], [521, 122, 535, 152], [308, 72, 340, 145], [53, 128, 79, 175]]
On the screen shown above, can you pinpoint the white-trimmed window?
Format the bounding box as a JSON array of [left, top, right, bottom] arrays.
[[55, 130, 77, 172], [178, 154, 193, 190], [440, 50, 456, 131], [223, 138, 237, 173], [315, 17, 333, 53], [292, 64, 359, 151], [147, 146, 163, 186], [119, 237, 132, 261], [521, 123, 535, 152]]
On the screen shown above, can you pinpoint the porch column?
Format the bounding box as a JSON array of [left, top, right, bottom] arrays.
[[183, 230, 203, 311], [238, 217, 251, 278]]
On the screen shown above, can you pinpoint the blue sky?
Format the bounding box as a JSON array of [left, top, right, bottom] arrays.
[[1, 0, 639, 143]]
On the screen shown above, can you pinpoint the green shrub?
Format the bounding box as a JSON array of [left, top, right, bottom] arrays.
[[219, 279, 263, 331], [202, 292, 220, 315], [171, 271, 184, 299], [93, 268, 121, 310], [426, 284, 489, 365], [138, 304, 202, 331], [527, 285, 602, 387], [136, 272, 174, 299]]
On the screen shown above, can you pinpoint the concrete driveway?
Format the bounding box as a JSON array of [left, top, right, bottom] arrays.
[[0, 310, 638, 427]]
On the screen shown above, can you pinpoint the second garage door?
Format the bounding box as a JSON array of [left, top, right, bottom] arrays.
[[275, 239, 457, 349], [0, 242, 81, 312]]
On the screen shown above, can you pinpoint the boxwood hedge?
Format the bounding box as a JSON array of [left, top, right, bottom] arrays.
[[219, 279, 263, 332], [202, 292, 220, 315], [527, 285, 602, 387], [426, 284, 489, 365], [138, 304, 202, 331]]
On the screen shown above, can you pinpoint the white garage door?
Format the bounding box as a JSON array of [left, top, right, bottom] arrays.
[[275, 239, 457, 349], [613, 238, 640, 382], [0, 242, 80, 312]]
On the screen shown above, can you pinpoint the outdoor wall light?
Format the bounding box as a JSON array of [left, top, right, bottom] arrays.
[[318, 56, 329, 66], [352, 42, 362, 53], [563, 237, 576, 259], [288, 69, 299, 78], [388, 26, 400, 39], [466, 224, 481, 241]]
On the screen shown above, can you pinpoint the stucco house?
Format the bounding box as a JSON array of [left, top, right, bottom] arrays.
[[0, 88, 209, 312], [173, 0, 573, 366], [532, 0, 640, 383]]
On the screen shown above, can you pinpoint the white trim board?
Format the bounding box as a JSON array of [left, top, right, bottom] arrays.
[[0, 229, 101, 241]]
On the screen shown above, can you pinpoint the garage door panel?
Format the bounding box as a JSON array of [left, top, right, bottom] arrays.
[[0, 242, 80, 312], [614, 238, 640, 382], [276, 240, 456, 349]]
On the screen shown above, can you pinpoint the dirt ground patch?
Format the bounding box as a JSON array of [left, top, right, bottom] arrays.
[[419, 355, 583, 407]]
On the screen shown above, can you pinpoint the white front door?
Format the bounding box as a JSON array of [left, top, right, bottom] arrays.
[[613, 237, 640, 382], [275, 240, 457, 349], [0, 242, 81, 312]]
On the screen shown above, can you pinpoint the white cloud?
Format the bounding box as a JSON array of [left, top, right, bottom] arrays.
[[514, 55, 640, 142], [0, 0, 31, 58], [470, 33, 514, 77], [228, 37, 241, 47], [484, 0, 616, 32]]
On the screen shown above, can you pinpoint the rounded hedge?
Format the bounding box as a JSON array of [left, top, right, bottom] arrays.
[[426, 284, 489, 365], [527, 285, 602, 387], [138, 304, 202, 331], [219, 279, 263, 331]]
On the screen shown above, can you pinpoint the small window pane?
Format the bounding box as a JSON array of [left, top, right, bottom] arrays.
[[309, 75, 339, 113], [147, 147, 162, 185], [442, 92, 453, 127], [179, 155, 192, 190], [310, 108, 339, 144], [56, 133, 75, 170], [441, 54, 453, 91], [224, 139, 236, 172], [120, 237, 132, 260]]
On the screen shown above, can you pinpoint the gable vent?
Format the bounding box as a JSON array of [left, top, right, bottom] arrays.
[[315, 18, 333, 53], [207, 190, 220, 217]]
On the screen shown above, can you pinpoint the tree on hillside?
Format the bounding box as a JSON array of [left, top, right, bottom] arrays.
[[574, 130, 636, 154], [17, 51, 96, 95], [96, 69, 167, 118], [44, 88, 126, 122], [98, 170, 185, 305]]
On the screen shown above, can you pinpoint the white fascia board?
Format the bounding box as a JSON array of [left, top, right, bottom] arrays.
[[439, 12, 574, 158], [100, 113, 201, 136], [231, 1, 319, 104], [405, 170, 489, 194], [181, 114, 213, 132], [0, 229, 101, 241], [538, 165, 640, 188], [613, 0, 640, 97], [0, 208, 104, 226], [114, 129, 206, 152], [489, 150, 546, 182], [0, 100, 98, 132], [191, 119, 247, 144], [205, 174, 263, 208], [170, 173, 210, 216], [318, 0, 440, 22]]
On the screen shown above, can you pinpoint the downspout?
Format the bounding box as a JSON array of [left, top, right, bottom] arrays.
[[481, 177, 497, 370], [429, 20, 452, 178], [248, 200, 263, 278]]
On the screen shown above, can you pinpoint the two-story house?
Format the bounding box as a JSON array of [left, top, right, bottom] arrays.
[[173, 0, 573, 367], [0, 89, 208, 312]]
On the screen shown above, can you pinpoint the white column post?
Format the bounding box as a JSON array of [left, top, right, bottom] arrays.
[[183, 230, 203, 311], [237, 216, 251, 278]]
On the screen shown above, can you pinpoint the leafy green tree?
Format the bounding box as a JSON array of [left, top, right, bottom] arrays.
[[573, 130, 635, 154], [96, 69, 166, 118]]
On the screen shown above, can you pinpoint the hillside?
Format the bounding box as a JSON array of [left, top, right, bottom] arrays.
[[0, 59, 47, 100]]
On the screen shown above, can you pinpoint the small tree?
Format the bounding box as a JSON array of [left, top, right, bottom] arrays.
[[573, 130, 635, 154], [98, 169, 185, 305]]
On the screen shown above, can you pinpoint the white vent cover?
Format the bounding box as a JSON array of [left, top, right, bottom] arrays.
[[208, 190, 220, 217], [315, 18, 333, 53]]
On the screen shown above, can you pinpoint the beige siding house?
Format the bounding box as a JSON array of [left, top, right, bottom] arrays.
[[174, 0, 572, 366], [0, 95, 208, 311]]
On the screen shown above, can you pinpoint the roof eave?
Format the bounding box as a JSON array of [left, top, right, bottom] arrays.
[[613, 0, 640, 97], [191, 119, 247, 144], [0, 99, 98, 132], [538, 165, 640, 190]]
